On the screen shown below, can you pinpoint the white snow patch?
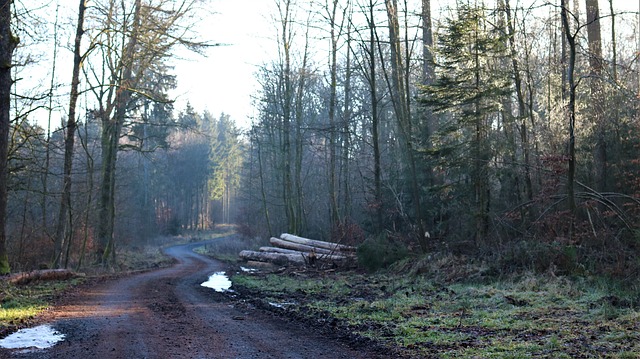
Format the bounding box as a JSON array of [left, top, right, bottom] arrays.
[[240, 266, 258, 273], [201, 272, 233, 292], [0, 324, 65, 350], [268, 301, 297, 309]]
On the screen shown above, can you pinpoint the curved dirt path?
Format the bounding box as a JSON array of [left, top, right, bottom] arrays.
[[2, 237, 375, 359]]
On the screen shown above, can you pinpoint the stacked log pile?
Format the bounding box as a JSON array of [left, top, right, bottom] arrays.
[[239, 233, 357, 267]]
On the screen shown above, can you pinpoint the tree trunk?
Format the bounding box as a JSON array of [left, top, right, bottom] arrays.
[[0, 0, 18, 274], [328, 0, 340, 228], [585, 0, 606, 193], [385, 0, 426, 250], [294, 18, 310, 235], [97, 0, 141, 266], [368, 0, 383, 232], [504, 0, 534, 205], [278, 0, 296, 234], [561, 0, 577, 234], [342, 17, 353, 220], [53, 0, 86, 269]]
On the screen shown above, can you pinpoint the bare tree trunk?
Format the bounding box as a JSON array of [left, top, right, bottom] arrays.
[[0, 0, 18, 274], [385, 0, 426, 250], [421, 0, 436, 234], [585, 0, 606, 193], [256, 133, 273, 237], [277, 0, 296, 234], [294, 16, 311, 234], [368, 0, 383, 232], [53, 0, 86, 269], [43, 7, 59, 244], [561, 0, 577, 234], [77, 121, 95, 271], [504, 0, 533, 203], [97, 0, 141, 266], [342, 16, 353, 220], [327, 0, 341, 228]]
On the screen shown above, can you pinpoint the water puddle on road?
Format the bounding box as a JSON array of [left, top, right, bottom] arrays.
[[201, 271, 233, 292], [0, 324, 65, 351]]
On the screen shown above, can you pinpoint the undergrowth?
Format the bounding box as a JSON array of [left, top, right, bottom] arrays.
[[231, 257, 640, 358]]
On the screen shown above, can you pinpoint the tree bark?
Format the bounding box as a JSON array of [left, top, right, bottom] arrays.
[[0, 0, 18, 274], [385, 0, 427, 250], [53, 0, 87, 269], [97, 0, 142, 266], [269, 237, 336, 255], [561, 0, 577, 233], [585, 0, 606, 193], [280, 233, 356, 252], [504, 0, 533, 204], [368, 0, 383, 232]]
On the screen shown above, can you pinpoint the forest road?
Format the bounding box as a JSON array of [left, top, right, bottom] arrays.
[[1, 236, 374, 359]]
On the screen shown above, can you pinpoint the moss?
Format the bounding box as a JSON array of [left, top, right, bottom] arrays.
[[0, 253, 9, 275]]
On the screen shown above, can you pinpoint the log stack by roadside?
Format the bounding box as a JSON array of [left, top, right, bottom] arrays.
[[239, 233, 357, 268]]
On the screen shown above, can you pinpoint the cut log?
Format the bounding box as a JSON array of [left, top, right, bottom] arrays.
[[240, 249, 350, 267], [269, 238, 336, 255], [245, 260, 278, 270], [280, 233, 356, 252], [261, 246, 350, 261], [260, 246, 309, 255], [239, 250, 307, 265], [6, 269, 83, 285]]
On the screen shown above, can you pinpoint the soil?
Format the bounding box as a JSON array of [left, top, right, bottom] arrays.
[[0, 237, 382, 359]]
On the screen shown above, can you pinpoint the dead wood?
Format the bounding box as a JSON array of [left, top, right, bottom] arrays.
[[269, 238, 336, 255], [5, 269, 83, 285], [280, 233, 357, 252]]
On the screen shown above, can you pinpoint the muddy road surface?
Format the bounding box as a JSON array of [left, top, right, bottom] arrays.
[[2, 237, 376, 359]]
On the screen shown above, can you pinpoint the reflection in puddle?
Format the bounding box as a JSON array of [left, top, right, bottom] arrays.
[[201, 271, 232, 292], [0, 324, 65, 350]]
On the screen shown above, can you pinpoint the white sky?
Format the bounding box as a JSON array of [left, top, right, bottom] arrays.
[[170, 0, 274, 129]]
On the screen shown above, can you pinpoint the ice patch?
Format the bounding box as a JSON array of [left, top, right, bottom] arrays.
[[201, 272, 232, 292], [0, 324, 65, 350]]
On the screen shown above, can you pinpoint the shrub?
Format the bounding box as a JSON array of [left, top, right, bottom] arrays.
[[357, 233, 409, 272]]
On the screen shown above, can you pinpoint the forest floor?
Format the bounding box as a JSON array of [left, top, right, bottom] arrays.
[[198, 235, 640, 359], [2, 231, 640, 358]]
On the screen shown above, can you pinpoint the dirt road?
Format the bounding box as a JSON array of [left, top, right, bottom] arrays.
[[2, 237, 376, 359]]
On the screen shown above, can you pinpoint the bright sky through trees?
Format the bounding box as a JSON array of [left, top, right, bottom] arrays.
[[19, 0, 640, 131], [170, 0, 272, 129]]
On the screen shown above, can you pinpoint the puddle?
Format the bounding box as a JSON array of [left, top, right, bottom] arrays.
[[0, 324, 65, 350], [201, 271, 233, 292]]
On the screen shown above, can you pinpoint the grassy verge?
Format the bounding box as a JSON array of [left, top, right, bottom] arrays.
[[230, 268, 640, 358], [0, 277, 84, 337]]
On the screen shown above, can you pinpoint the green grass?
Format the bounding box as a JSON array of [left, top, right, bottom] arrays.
[[231, 268, 640, 358], [0, 278, 83, 328]]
